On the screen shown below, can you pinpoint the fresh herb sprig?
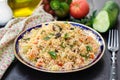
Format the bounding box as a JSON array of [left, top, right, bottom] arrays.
[[48, 51, 57, 59], [71, 10, 97, 27]]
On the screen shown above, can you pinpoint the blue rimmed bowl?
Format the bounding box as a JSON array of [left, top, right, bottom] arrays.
[[14, 21, 105, 73]]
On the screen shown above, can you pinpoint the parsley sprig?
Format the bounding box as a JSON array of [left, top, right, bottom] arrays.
[[71, 10, 97, 27]]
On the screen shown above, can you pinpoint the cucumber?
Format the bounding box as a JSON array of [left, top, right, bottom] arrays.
[[93, 10, 110, 33], [93, 1, 119, 33]]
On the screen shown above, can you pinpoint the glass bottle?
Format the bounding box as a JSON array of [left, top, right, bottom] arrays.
[[8, 0, 41, 17]]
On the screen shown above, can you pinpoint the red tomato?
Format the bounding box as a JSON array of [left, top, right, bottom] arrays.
[[70, 0, 89, 19]]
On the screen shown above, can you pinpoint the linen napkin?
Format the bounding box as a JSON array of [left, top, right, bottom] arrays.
[[0, 5, 54, 79]]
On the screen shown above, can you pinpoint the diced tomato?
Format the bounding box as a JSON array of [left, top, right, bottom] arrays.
[[89, 53, 95, 59], [35, 61, 43, 68], [33, 40, 38, 44], [57, 62, 63, 66]]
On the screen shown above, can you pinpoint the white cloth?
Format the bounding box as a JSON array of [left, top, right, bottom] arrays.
[[0, 5, 54, 79]]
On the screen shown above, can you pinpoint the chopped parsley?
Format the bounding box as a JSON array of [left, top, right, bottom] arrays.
[[86, 45, 92, 52], [64, 33, 69, 39], [49, 33, 54, 36], [43, 33, 54, 41], [41, 30, 45, 34], [48, 51, 57, 59], [55, 33, 61, 39], [80, 54, 90, 59], [60, 42, 66, 48], [70, 28, 74, 30], [70, 45, 73, 48], [23, 38, 30, 41], [44, 36, 51, 41]]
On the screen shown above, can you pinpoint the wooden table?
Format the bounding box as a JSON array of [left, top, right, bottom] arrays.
[[1, 0, 120, 80]]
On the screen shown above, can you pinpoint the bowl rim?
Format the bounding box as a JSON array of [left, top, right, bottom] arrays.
[[14, 21, 106, 73]]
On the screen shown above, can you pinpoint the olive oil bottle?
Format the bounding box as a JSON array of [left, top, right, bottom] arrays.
[[8, 0, 41, 17]]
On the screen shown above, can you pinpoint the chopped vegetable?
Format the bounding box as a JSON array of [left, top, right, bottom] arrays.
[[64, 21, 68, 24], [70, 45, 73, 48], [80, 54, 90, 59], [38, 45, 43, 48], [57, 61, 63, 66], [86, 45, 92, 52], [55, 32, 61, 39], [89, 53, 95, 59], [48, 51, 57, 59], [23, 38, 30, 41], [64, 33, 69, 39], [43, 33, 54, 40], [41, 30, 45, 34], [55, 49, 58, 52], [53, 24, 62, 31], [60, 42, 66, 48], [49, 33, 54, 36], [70, 28, 74, 30], [44, 36, 51, 41]]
